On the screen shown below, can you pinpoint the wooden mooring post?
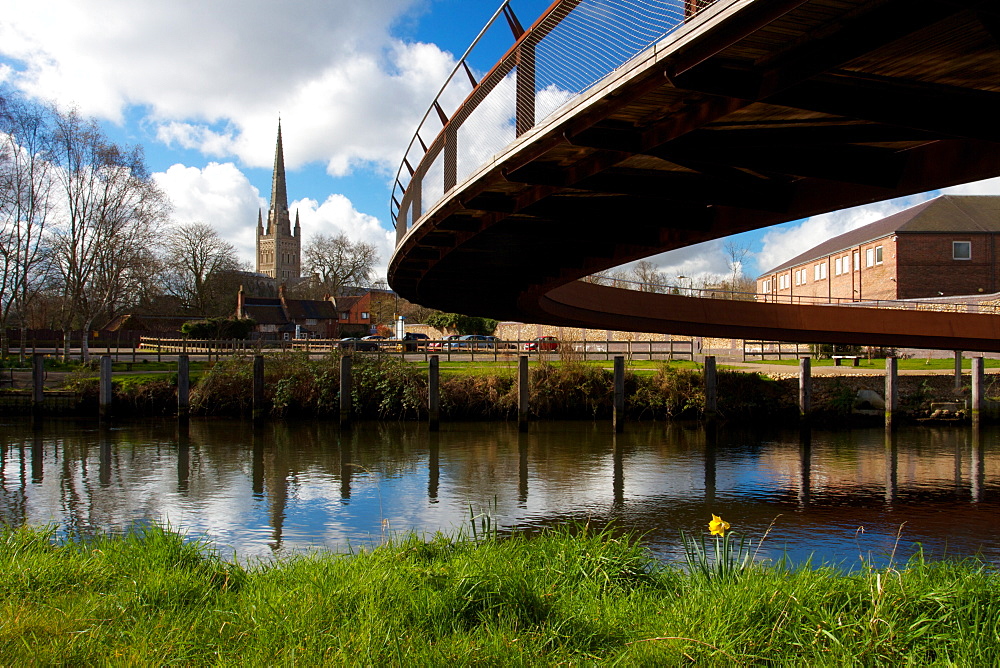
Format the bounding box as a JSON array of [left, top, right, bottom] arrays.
[[971, 356, 984, 425], [32, 353, 45, 417], [518, 355, 529, 432], [613, 355, 625, 433], [99, 355, 113, 421], [799, 357, 811, 419], [428, 355, 440, 431], [252, 355, 265, 421], [954, 350, 963, 392], [340, 355, 352, 429], [177, 354, 190, 420], [885, 357, 899, 429], [704, 355, 717, 421]]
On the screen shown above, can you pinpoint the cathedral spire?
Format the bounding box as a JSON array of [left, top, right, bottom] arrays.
[[269, 120, 289, 226]]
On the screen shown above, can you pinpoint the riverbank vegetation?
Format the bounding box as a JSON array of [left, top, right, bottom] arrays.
[[4, 350, 983, 421], [1, 523, 996, 665]]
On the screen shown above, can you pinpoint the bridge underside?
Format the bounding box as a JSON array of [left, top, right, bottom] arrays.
[[389, 0, 1000, 350]]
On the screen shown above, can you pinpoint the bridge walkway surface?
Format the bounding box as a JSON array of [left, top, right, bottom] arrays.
[[388, 0, 1000, 351]]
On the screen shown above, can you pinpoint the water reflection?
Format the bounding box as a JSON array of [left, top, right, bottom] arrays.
[[0, 418, 997, 567]]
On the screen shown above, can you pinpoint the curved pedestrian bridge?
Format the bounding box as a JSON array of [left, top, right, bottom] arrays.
[[389, 0, 1000, 350]]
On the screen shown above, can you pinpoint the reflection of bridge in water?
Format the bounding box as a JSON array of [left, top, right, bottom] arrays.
[[389, 0, 1000, 350]]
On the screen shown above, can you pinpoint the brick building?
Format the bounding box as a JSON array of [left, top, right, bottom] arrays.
[[756, 196, 1000, 302]]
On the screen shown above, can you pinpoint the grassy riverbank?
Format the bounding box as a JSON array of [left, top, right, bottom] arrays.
[[1, 524, 997, 665]]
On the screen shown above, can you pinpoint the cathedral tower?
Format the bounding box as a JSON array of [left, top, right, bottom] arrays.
[[256, 121, 301, 280]]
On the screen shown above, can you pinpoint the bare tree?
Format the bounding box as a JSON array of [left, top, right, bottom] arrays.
[[0, 95, 56, 360], [631, 260, 665, 293], [724, 239, 753, 298], [302, 232, 378, 297], [162, 221, 241, 315], [49, 108, 168, 361]]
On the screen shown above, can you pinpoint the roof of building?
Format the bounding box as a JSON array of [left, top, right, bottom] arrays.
[[759, 195, 1000, 277], [283, 298, 337, 320], [241, 300, 288, 325]]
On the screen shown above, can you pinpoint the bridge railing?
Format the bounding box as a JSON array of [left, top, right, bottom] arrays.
[[392, 0, 722, 244], [600, 278, 1000, 315]]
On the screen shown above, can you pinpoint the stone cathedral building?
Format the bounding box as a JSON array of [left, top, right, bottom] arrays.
[[256, 122, 301, 281]]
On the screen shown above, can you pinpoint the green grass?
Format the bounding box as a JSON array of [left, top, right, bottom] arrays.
[[750, 357, 1000, 370], [1, 523, 997, 665]]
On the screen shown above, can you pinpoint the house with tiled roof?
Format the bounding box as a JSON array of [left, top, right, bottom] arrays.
[[236, 285, 379, 338], [756, 196, 1000, 303]]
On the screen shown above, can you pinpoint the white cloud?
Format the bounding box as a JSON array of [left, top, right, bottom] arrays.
[[153, 163, 392, 279], [153, 162, 265, 264], [754, 176, 1000, 275], [295, 194, 396, 282], [0, 0, 451, 173]]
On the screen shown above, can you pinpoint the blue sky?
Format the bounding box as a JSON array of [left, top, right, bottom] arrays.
[[2, 0, 997, 289]]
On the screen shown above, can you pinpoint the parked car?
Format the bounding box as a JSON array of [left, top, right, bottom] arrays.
[[357, 335, 386, 351], [450, 334, 498, 350], [428, 334, 461, 351], [396, 332, 430, 352], [523, 336, 559, 352], [337, 337, 360, 350]]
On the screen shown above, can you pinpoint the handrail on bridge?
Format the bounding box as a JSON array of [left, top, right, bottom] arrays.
[[599, 277, 1000, 315], [391, 0, 720, 241]]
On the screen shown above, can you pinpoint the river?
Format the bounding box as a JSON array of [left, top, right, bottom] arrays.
[[1, 418, 997, 568]]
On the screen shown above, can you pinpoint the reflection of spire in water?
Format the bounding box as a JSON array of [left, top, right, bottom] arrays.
[[798, 427, 811, 507], [884, 427, 897, 506], [263, 426, 289, 552], [971, 427, 984, 504], [428, 433, 439, 503]]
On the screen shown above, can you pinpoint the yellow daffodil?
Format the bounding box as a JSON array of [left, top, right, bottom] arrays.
[[708, 514, 730, 537]]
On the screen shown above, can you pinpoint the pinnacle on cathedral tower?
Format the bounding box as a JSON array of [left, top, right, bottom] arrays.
[[255, 121, 301, 280]]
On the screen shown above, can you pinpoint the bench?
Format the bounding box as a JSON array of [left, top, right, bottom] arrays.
[[832, 355, 859, 366]]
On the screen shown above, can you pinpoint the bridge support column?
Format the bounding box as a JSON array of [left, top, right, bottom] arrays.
[[518, 355, 529, 432], [613, 355, 625, 433], [428, 355, 440, 431], [799, 357, 811, 419], [704, 355, 717, 420], [253, 355, 265, 422], [340, 355, 352, 430], [971, 356, 984, 425], [177, 354, 190, 421], [99, 355, 113, 421], [885, 357, 899, 429]]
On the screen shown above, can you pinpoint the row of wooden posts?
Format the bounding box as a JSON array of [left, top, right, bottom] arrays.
[[797, 356, 988, 426], [33, 353, 638, 430], [29, 353, 985, 427]]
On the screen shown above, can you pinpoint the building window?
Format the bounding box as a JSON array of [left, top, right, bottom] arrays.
[[361, 311, 370, 319], [814, 263, 826, 280], [853, 251, 860, 271], [340, 312, 349, 320], [953, 241, 971, 260], [835, 257, 842, 275], [762, 279, 771, 293], [866, 248, 874, 267], [875, 246, 883, 264]]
